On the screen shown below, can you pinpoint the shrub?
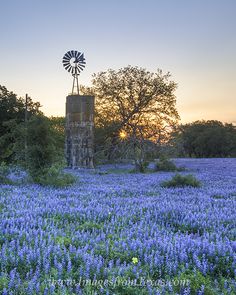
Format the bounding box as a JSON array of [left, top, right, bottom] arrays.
[[131, 161, 149, 173], [154, 156, 178, 171], [211, 194, 225, 199], [161, 173, 201, 188], [26, 115, 58, 174], [34, 164, 76, 187], [154, 156, 185, 172], [175, 269, 215, 295], [0, 162, 12, 184]]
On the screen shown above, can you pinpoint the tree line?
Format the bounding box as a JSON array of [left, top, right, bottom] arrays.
[[1, 66, 236, 174]]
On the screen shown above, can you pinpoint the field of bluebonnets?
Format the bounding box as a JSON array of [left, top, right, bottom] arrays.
[[0, 158, 236, 294]]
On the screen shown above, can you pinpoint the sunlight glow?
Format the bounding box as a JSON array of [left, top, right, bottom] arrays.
[[119, 130, 127, 139]]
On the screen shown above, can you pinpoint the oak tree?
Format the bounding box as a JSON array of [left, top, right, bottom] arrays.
[[85, 66, 179, 168]]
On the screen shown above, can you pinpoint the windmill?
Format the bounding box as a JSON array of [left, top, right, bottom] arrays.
[[62, 50, 86, 94], [63, 50, 94, 168]]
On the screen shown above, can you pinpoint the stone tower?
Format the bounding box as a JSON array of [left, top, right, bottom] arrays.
[[65, 94, 95, 168]]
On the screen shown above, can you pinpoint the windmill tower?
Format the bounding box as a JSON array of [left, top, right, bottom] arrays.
[[62, 50, 94, 168]]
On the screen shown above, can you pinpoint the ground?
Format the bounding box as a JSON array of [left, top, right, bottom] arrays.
[[0, 159, 236, 294]]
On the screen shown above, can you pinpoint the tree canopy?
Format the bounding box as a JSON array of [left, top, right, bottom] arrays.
[[173, 120, 236, 157], [0, 85, 42, 162], [0, 85, 41, 130], [83, 66, 179, 163]]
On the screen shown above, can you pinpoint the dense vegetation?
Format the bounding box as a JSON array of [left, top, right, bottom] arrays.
[[172, 120, 236, 158], [0, 85, 73, 186], [1, 68, 236, 173]]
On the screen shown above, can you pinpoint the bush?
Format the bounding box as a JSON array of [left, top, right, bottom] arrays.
[[161, 173, 201, 188], [34, 164, 76, 187], [174, 269, 215, 294], [154, 156, 185, 172], [154, 156, 178, 171], [0, 162, 12, 184], [131, 161, 149, 173], [26, 115, 58, 174]]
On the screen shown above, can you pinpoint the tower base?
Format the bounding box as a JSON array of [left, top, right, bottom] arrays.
[[65, 94, 95, 169]]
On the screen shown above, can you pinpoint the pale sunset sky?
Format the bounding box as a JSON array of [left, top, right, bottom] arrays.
[[0, 0, 235, 123]]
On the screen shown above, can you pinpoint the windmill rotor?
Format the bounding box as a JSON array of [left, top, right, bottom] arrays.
[[62, 50, 86, 75]]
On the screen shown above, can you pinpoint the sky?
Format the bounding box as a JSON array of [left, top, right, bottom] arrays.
[[0, 0, 236, 123]]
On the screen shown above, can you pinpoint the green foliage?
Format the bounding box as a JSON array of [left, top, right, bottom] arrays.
[[26, 115, 56, 174], [0, 162, 12, 184], [0, 86, 65, 172], [54, 235, 72, 248], [133, 160, 150, 173], [211, 194, 225, 199], [34, 164, 76, 187], [86, 66, 179, 163], [161, 173, 201, 188], [0, 274, 8, 291], [48, 116, 65, 162], [174, 120, 236, 157], [154, 156, 178, 171], [176, 270, 216, 295], [76, 221, 104, 232], [0, 85, 41, 163]]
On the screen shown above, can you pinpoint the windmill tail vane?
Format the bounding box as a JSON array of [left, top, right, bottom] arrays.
[[62, 50, 86, 94]]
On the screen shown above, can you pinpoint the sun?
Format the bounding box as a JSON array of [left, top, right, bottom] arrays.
[[119, 130, 127, 139]]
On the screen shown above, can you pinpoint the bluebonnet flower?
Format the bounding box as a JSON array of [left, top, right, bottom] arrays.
[[8, 268, 16, 289], [0, 158, 236, 293], [67, 258, 72, 273], [49, 284, 55, 294], [197, 285, 205, 295], [183, 287, 191, 295], [57, 263, 63, 278]]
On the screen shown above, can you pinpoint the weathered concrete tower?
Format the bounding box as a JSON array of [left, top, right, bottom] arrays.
[[62, 50, 95, 168], [65, 94, 94, 168]]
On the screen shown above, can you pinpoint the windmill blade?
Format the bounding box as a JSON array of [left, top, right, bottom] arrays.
[[76, 68, 80, 75], [78, 53, 84, 62], [75, 51, 80, 59], [64, 64, 72, 71], [78, 63, 85, 69], [63, 62, 70, 69], [74, 52, 82, 63], [66, 67, 72, 73], [71, 50, 77, 58], [64, 52, 71, 59], [63, 52, 71, 59], [78, 65, 85, 72], [79, 63, 85, 68], [63, 56, 70, 63], [68, 65, 73, 71], [63, 61, 70, 67], [63, 60, 70, 66], [67, 51, 73, 59]]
